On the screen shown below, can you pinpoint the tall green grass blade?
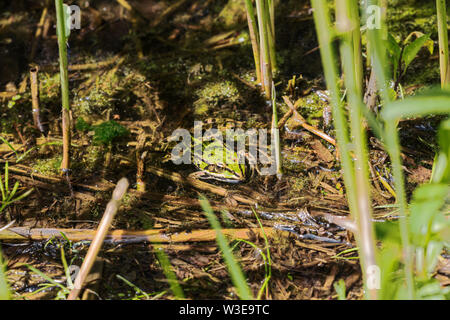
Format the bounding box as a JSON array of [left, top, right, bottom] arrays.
[[0, 251, 10, 300], [336, 0, 378, 299], [251, 207, 272, 299], [116, 274, 151, 300], [384, 119, 414, 298], [60, 245, 73, 289], [0, 136, 18, 159], [366, 0, 415, 298], [26, 264, 70, 295], [199, 195, 253, 300], [311, 0, 357, 221], [154, 246, 185, 299]]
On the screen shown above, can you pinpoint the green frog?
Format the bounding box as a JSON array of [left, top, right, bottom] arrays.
[[190, 138, 248, 183], [165, 118, 271, 183]]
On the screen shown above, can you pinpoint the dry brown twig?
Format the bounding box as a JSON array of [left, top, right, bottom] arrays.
[[67, 177, 129, 300]]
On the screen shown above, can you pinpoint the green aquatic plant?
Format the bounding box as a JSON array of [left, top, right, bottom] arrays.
[[25, 240, 74, 300], [153, 246, 185, 299], [0, 162, 33, 215], [116, 274, 166, 300], [333, 279, 347, 300], [386, 31, 433, 87], [200, 195, 253, 300], [313, 0, 450, 300], [231, 207, 272, 300]]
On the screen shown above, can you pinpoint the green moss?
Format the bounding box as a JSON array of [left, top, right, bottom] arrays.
[[93, 120, 129, 145], [75, 117, 91, 132], [294, 91, 328, 126], [194, 80, 241, 115], [74, 87, 112, 117]]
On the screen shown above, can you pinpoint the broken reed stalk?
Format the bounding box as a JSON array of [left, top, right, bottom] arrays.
[[271, 84, 282, 178], [335, 0, 377, 300], [29, 66, 45, 135], [68, 178, 129, 300], [1, 226, 279, 244], [244, 0, 261, 84], [54, 0, 71, 175], [437, 0, 450, 88]]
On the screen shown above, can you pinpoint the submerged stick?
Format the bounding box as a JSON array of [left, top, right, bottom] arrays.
[[67, 178, 129, 300], [2, 226, 280, 245], [282, 96, 336, 146]]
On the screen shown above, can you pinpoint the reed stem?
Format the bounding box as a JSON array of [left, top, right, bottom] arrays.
[[244, 0, 262, 84], [336, 0, 377, 300], [366, 0, 414, 299], [437, 0, 449, 88], [55, 0, 71, 174], [265, 0, 277, 72], [255, 0, 273, 99], [310, 0, 358, 257]]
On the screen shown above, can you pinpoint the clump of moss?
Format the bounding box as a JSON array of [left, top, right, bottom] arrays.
[[32, 156, 62, 176], [92, 120, 129, 145], [297, 91, 328, 126], [193, 80, 241, 115], [75, 117, 92, 132], [74, 88, 112, 117], [79, 145, 104, 174]]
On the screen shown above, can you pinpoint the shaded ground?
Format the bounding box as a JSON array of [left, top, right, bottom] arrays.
[[0, 0, 448, 300]]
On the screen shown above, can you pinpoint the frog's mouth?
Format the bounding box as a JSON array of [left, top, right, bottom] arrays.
[[199, 162, 247, 183]]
